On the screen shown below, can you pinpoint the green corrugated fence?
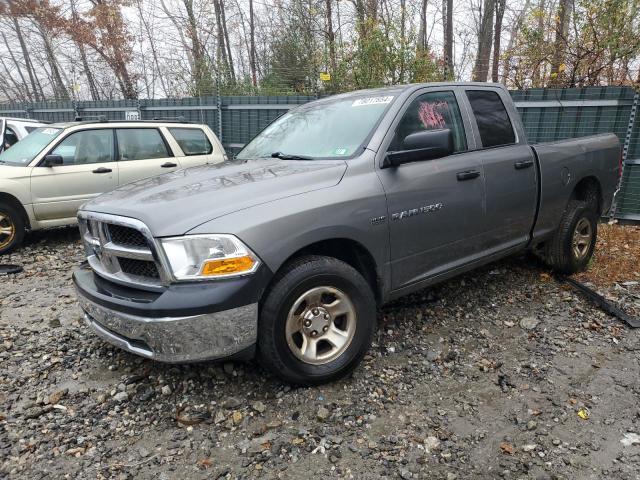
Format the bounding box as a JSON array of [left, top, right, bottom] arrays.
[[1, 87, 639, 220]]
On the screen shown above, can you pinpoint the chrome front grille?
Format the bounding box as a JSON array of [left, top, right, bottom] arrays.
[[78, 212, 169, 290], [106, 224, 148, 248]]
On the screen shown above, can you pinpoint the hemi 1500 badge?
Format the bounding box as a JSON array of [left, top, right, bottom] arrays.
[[391, 203, 444, 221]]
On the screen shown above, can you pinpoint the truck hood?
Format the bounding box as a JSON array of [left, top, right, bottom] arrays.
[[83, 159, 347, 236]]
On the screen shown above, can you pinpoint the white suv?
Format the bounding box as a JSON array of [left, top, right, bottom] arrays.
[[0, 120, 226, 253], [1, 117, 46, 152]]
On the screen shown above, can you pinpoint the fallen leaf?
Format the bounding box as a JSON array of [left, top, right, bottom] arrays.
[[500, 442, 515, 454]]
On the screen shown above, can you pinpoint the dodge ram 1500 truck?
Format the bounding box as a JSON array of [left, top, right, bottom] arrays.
[[73, 83, 620, 385]]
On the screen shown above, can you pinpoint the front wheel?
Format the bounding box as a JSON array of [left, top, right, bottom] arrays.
[[257, 255, 376, 385], [545, 200, 598, 274], [0, 203, 25, 255]]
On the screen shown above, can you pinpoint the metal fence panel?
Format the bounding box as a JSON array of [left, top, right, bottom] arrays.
[[2, 87, 640, 220]]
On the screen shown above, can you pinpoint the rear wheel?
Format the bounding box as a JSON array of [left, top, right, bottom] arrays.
[[0, 203, 25, 255], [257, 255, 376, 385], [545, 200, 597, 274]]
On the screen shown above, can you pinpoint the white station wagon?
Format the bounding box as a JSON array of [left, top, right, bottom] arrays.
[[0, 120, 226, 253]]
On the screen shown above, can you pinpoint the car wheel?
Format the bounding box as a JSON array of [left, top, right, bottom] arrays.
[[0, 203, 25, 255], [545, 200, 597, 274], [257, 255, 377, 385]]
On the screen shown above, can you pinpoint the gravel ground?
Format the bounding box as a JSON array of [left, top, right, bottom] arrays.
[[1, 226, 640, 480]]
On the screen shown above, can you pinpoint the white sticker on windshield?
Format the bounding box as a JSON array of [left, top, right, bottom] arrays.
[[352, 96, 394, 107], [41, 128, 60, 135]]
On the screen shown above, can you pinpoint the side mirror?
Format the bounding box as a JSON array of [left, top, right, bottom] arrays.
[[383, 129, 454, 168], [43, 154, 64, 167]]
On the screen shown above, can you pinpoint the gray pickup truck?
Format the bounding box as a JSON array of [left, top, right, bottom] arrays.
[[73, 83, 620, 384]]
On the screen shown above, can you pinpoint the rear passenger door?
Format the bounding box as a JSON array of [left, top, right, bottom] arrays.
[[463, 88, 537, 251], [168, 126, 225, 168], [116, 128, 181, 185]]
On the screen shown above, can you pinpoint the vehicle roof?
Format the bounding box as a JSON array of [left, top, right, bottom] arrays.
[[297, 82, 509, 108], [46, 120, 209, 129]]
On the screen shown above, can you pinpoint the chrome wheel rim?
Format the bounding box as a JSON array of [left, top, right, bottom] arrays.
[[285, 286, 357, 365], [0, 212, 15, 250], [572, 217, 592, 260]]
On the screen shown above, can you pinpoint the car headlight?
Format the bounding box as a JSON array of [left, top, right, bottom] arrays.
[[160, 234, 259, 280]]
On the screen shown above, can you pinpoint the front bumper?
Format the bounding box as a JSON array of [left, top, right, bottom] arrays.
[[73, 264, 271, 363]]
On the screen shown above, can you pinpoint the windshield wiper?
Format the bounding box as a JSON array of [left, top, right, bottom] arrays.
[[271, 151, 315, 160]]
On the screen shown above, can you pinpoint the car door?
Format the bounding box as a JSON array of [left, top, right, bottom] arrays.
[[463, 88, 537, 250], [116, 127, 181, 185], [31, 128, 117, 221], [376, 89, 487, 290], [167, 126, 225, 168]]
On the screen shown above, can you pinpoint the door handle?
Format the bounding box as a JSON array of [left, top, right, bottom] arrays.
[[456, 170, 480, 181], [92, 167, 112, 174], [514, 159, 534, 169], [161, 162, 178, 168]]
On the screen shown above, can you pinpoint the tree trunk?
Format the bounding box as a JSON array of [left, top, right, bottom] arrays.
[[491, 0, 506, 83], [501, 0, 530, 84], [213, 0, 231, 82], [70, 0, 100, 100], [219, 0, 236, 82], [0, 56, 28, 101], [182, 0, 213, 95], [1, 31, 32, 101], [249, 0, 257, 86], [134, 0, 166, 97], [325, 0, 337, 79], [549, 0, 572, 85], [12, 17, 41, 101], [443, 0, 454, 79], [38, 26, 69, 99], [472, 0, 495, 82], [417, 0, 427, 52]]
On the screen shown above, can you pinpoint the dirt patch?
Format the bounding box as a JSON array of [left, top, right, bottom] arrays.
[[1, 226, 639, 479], [575, 222, 640, 287]]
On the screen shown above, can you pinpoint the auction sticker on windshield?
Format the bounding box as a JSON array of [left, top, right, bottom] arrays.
[[352, 96, 393, 107], [41, 128, 61, 135]]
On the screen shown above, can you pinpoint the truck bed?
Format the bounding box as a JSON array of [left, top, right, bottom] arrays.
[[531, 133, 620, 240]]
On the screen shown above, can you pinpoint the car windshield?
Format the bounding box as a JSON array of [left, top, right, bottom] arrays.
[[236, 94, 396, 160], [0, 127, 63, 166]]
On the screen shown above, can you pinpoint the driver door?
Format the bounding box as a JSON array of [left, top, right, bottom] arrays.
[[376, 89, 487, 290], [31, 128, 117, 221]]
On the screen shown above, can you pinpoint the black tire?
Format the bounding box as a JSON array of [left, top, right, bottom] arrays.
[[257, 255, 377, 385], [0, 202, 25, 255], [545, 200, 598, 274]]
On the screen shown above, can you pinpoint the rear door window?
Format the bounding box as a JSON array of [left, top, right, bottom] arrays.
[[169, 128, 213, 156], [465, 90, 516, 148], [116, 128, 171, 161]]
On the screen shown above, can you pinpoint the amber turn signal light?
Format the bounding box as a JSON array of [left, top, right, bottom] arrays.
[[201, 256, 255, 276]]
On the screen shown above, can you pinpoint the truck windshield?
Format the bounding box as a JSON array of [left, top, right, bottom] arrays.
[[236, 95, 395, 160], [0, 127, 62, 166]]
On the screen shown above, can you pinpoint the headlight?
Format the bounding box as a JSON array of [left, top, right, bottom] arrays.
[[160, 234, 259, 280]]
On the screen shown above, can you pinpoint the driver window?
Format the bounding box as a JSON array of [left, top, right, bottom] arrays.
[[51, 129, 114, 165], [389, 91, 466, 153]]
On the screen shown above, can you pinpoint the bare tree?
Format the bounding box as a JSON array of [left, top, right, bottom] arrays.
[[249, 0, 258, 86], [550, 0, 573, 85], [491, 0, 506, 82], [443, 0, 453, 79], [472, 0, 495, 81]]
